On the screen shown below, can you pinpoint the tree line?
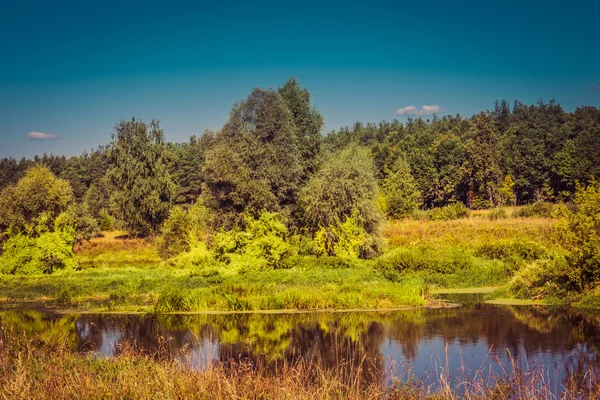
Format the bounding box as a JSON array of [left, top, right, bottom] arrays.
[[1, 78, 599, 273]]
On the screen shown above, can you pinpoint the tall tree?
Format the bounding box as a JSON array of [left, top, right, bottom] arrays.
[[169, 131, 214, 204], [278, 77, 324, 180], [300, 145, 383, 258], [381, 157, 422, 219], [201, 88, 301, 228], [107, 118, 175, 237], [460, 114, 503, 207]]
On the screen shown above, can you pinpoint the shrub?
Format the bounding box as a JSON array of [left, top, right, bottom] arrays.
[[554, 183, 600, 290], [300, 145, 383, 258], [414, 203, 470, 221], [487, 207, 508, 220], [380, 157, 422, 219], [513, 201, 555, 218], [375, 248, 472, 282], [213, 211, 293, 269], [155, 287, 197, 312], [474, 240, 550, 269], [0, 229, 77, 275], [314, 210, 384, 259], [507, 259, 571, 299], [169, 242, 216, 270], [158, 202, 212, 259]]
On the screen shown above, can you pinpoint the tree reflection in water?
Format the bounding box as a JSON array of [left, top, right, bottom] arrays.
[[2, 304, 600, 392]]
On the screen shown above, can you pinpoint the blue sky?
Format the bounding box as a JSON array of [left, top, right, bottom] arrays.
[[1, 0, 599, 158]]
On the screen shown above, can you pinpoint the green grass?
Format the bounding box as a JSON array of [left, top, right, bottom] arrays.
[[0, 213, 574, 312], [0, 259, 426, 312]]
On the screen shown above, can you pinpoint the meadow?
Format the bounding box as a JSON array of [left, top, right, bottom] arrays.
[[0, 208, 565, 313]]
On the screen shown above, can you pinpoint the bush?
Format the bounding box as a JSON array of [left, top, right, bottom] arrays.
[[169, 242, 217, 270], [380, 157, 422, 219], [507, 259, 571, 299], [413, 203, 470, 221], [213, 211, 294, 269], [0, 229, 77, 275], [554, 183, 600, 290], [474, 240, 550, 269], [487, 207, 508, 220], [314, 211, 382, 259], [158, 202, 212, 259], [375, 248, 472, 282], [513, 201, 554, 218], [300, 145, 383, 258]]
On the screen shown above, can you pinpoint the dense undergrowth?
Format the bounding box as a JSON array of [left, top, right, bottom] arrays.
[[0, 205, 568, 312]]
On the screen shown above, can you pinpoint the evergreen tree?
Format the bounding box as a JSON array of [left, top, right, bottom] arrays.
[[381, 157, 422, 219], [201, 88, 301, 228], [107, 118, 175, 237], [278, 77, 324, 180]]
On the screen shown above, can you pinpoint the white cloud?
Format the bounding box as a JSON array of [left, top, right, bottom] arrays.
[[26, 131, 60, 140], [396, 104, 444, 116]]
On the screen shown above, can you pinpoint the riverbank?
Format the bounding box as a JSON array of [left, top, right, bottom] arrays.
[[0, 214, 570, 313]]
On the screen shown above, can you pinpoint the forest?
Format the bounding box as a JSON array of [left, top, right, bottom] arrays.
[[0, 78, 599, 310]]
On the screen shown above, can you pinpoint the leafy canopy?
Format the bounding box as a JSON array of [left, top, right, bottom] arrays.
[[201, 88, 301, 228], [107, 118, 175, 237]]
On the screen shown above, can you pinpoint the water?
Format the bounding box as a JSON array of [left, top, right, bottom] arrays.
[[1, 300, 600, 393]]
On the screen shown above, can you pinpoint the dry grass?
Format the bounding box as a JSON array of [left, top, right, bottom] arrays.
[[74, 231, 160, 266], [0, 331, 598, 400], [384, 217, 555, 249]]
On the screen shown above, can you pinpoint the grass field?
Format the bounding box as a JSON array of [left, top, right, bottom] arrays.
[[0, 211, 567, 312]]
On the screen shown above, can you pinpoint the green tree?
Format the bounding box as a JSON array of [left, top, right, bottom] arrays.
[[278, 77, 324, 180], [0, 164, 73, 235], [381, 157, 422, 219], [0, 166, 78, 275], [169, 132, 214, 204], [201, 88, 301, 228], [461, 114, 503, 208], [107, 118, 175, 237], [555, 182, 600, 290], [300, 145, 383, 258]]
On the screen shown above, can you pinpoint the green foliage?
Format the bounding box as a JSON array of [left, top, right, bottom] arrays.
[[461, 114, 503, 207], [54, 204, 100, 244], [300, 145, 383, 258], [487, 207, 508, 220], [498, 175, 516, 206], [0, 165, 73, 235], [201, 88, 301, 228], [169, 133, 214, 204], [213, 211, 293, 270], [414, 203, 470, 221], [554, 183, 600, 290], [107, 118, 175, 237], [314, 211, 381, 259], [278, 77, 324, 181], [82, 176, 117, 230], [375, 247, 473, 282], [158, 206, 195, 259], [0, 229, 77, 275], [507, 259, 571, 299], [381, 157, 422, 219], [475, 240, 549, 270], [513, 201, 555, 218]]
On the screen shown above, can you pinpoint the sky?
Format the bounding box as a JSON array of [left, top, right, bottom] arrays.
[[1, 0, 599, 159]]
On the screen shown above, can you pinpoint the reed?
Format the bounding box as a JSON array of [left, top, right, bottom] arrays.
[[0, 330, 597, 400]]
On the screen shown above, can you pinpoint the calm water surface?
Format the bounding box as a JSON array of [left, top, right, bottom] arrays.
[[1, 297, 600, 393]]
